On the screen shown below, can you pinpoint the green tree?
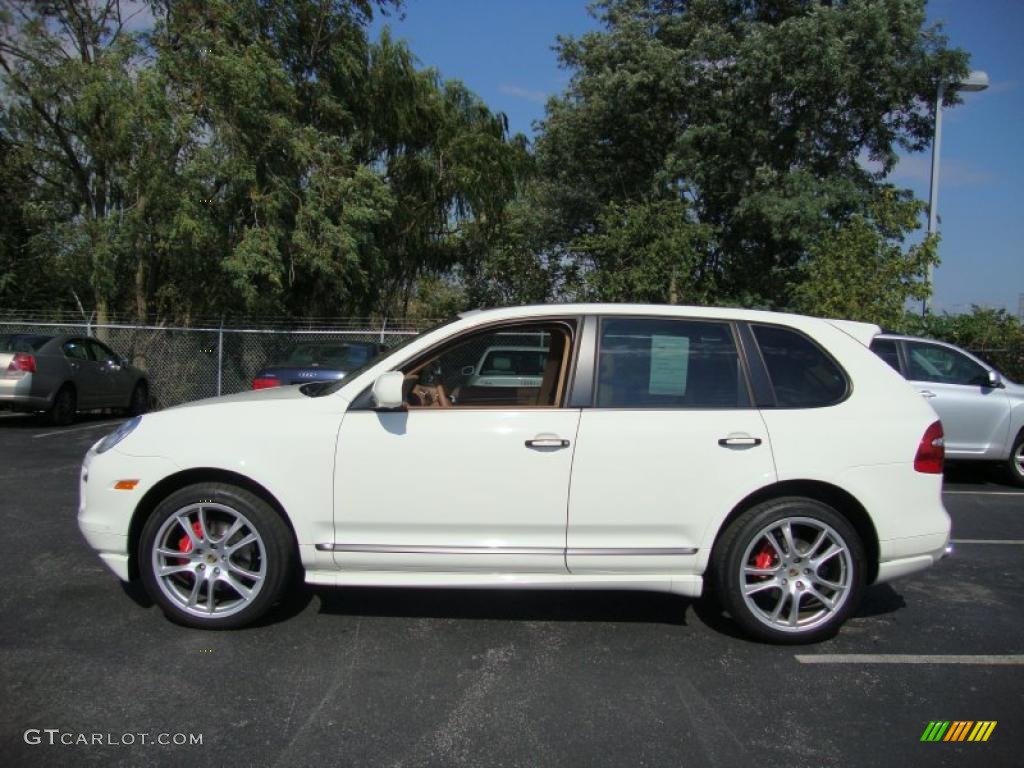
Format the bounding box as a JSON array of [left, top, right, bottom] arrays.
[[529, 0, 968, 311], [1, 0, 526, 322], [789, 190, 936, 327]]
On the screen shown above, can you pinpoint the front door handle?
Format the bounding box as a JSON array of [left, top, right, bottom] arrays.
[[525, 437, 570, 449], [718, 436, 762, 448], [920, 390, 937, 399]]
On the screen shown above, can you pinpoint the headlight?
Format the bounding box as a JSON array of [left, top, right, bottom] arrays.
[[96, 416, 142, 454]]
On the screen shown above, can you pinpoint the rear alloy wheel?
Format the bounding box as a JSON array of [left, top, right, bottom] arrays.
[[46, 385, 76, 426], [140, 483, 295, 629], [128, 381, 149, 416], [713, 498, 865, 644], [1007, 432, 1024, 488]]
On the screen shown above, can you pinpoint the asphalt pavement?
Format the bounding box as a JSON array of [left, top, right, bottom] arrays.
[[1, 411, 1021, 768]]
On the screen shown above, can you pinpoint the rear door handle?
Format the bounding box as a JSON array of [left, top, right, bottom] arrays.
[[920, 390, 937, 399], [525, 437, 570, 449], [718, 436, 762, 448]]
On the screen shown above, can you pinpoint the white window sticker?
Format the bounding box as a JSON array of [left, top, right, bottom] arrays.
[[649, 335, 689, 396]]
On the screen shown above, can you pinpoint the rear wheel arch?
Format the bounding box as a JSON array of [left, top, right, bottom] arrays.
[[127, 468, 298, 581], [710, 480, 879, 585]]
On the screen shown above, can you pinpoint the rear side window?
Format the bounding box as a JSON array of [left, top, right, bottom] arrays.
[[752, 325, 848, 408], [596, 318, 749, 408], [870, 338, 902, 373]]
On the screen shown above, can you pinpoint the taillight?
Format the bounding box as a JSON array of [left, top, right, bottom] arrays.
[[914, 420, 945, 474], [252, 376, 280, 390], [7, 353, 36, 374]]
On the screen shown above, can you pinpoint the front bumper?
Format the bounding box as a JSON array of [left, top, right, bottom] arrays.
[[78, 446, 180, 581]]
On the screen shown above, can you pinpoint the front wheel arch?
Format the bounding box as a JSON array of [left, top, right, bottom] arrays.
[[709, 480, 879, 585], [128, 468, 298, 582]]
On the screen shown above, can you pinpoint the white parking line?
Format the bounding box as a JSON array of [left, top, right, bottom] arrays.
[[795, 654, 1024, 665], [943, 490, 1024, 497], [951, 539, 1024, 545], [33, 421, 123, 439]]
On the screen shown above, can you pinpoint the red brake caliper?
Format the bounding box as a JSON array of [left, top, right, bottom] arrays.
[[176, 521, 205, 565], [753, 544, 776, 572]]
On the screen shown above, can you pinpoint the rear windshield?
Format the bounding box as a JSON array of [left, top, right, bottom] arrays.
[[478, 349, 547, 376], [0, 334, 50, 353], [283, 342, 379, 369]]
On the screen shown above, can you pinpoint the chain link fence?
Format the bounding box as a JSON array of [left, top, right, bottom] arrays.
[[0, 318, 435, 408]]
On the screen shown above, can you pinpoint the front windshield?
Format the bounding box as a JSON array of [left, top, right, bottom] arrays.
[[302, 317, 460, 397]]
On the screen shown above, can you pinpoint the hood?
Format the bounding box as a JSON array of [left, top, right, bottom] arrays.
[[170, 384, 313, 409]]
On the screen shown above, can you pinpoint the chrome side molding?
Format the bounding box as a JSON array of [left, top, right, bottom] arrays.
[[315, 543, 698, 556]]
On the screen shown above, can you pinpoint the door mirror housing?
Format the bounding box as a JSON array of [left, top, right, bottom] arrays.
[[372, 371, 406, 410], [986, 369, 1003, 389]]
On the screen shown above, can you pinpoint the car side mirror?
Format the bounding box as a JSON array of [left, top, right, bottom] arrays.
[[986, 369, 1003, 389], [371, 371, 406, 410]]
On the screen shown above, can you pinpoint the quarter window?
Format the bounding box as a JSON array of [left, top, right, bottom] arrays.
[[905, 341, 989, 386], [752, 325, 848, 407], [595, 318, 749, 408]]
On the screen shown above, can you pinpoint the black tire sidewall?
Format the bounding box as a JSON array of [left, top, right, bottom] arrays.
[[712, 497, 866, 644], [1007, 433, 1024, 488], [139, 483, 295, 629], [47, 386, 76, 426], [129, 381, 149, 416]]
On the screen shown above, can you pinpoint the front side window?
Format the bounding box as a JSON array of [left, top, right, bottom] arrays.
[[595, 318, 749, 408], [401, 321, 576, 408], [87, 340, 117, 364], [905, 341, 989, 386], [752, 325, 848, 408]]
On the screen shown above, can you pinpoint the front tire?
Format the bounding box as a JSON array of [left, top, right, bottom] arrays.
[[711, 497, 866, 644], [128, 380, 149, 416], [139, 483, 296, 629], [1007, 431, 1024, 488]]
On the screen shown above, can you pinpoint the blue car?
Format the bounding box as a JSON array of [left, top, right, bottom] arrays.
[[252, 341, 385, 389]]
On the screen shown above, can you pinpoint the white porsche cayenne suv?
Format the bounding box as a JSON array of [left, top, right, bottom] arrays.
[[78, 304, 951, 643]]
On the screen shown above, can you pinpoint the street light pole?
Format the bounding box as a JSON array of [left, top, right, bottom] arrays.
[[922, 69, 989, 316]]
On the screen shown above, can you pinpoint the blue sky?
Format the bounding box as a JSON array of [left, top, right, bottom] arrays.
[[372, 0, 1022, 316]]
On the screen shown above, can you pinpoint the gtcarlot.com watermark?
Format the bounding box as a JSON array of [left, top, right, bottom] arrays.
[[24, 729, 202, 747]]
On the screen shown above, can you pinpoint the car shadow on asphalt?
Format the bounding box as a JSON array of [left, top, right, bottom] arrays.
[[312, 586, 692, 626]]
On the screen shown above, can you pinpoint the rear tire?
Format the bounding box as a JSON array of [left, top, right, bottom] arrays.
[[711, 497, 865, 644], [139, 483, 296, 629], [46, 385, 76, 426]]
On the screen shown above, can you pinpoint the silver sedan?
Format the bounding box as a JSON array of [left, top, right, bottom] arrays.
[[871, 333, 1024, 487], [0, 334, 149, 425]]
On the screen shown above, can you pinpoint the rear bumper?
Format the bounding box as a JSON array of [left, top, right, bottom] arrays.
[[875, 532, 951, 584], [0, 376, 50, 410]]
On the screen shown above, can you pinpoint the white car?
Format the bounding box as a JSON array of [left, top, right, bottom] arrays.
[[79, 304, 950, 643]]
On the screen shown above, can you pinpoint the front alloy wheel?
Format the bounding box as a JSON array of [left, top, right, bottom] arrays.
[[140, 483, 295, 629], [1006, 432, 1024, 488], [713, 498, 865, 644]]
